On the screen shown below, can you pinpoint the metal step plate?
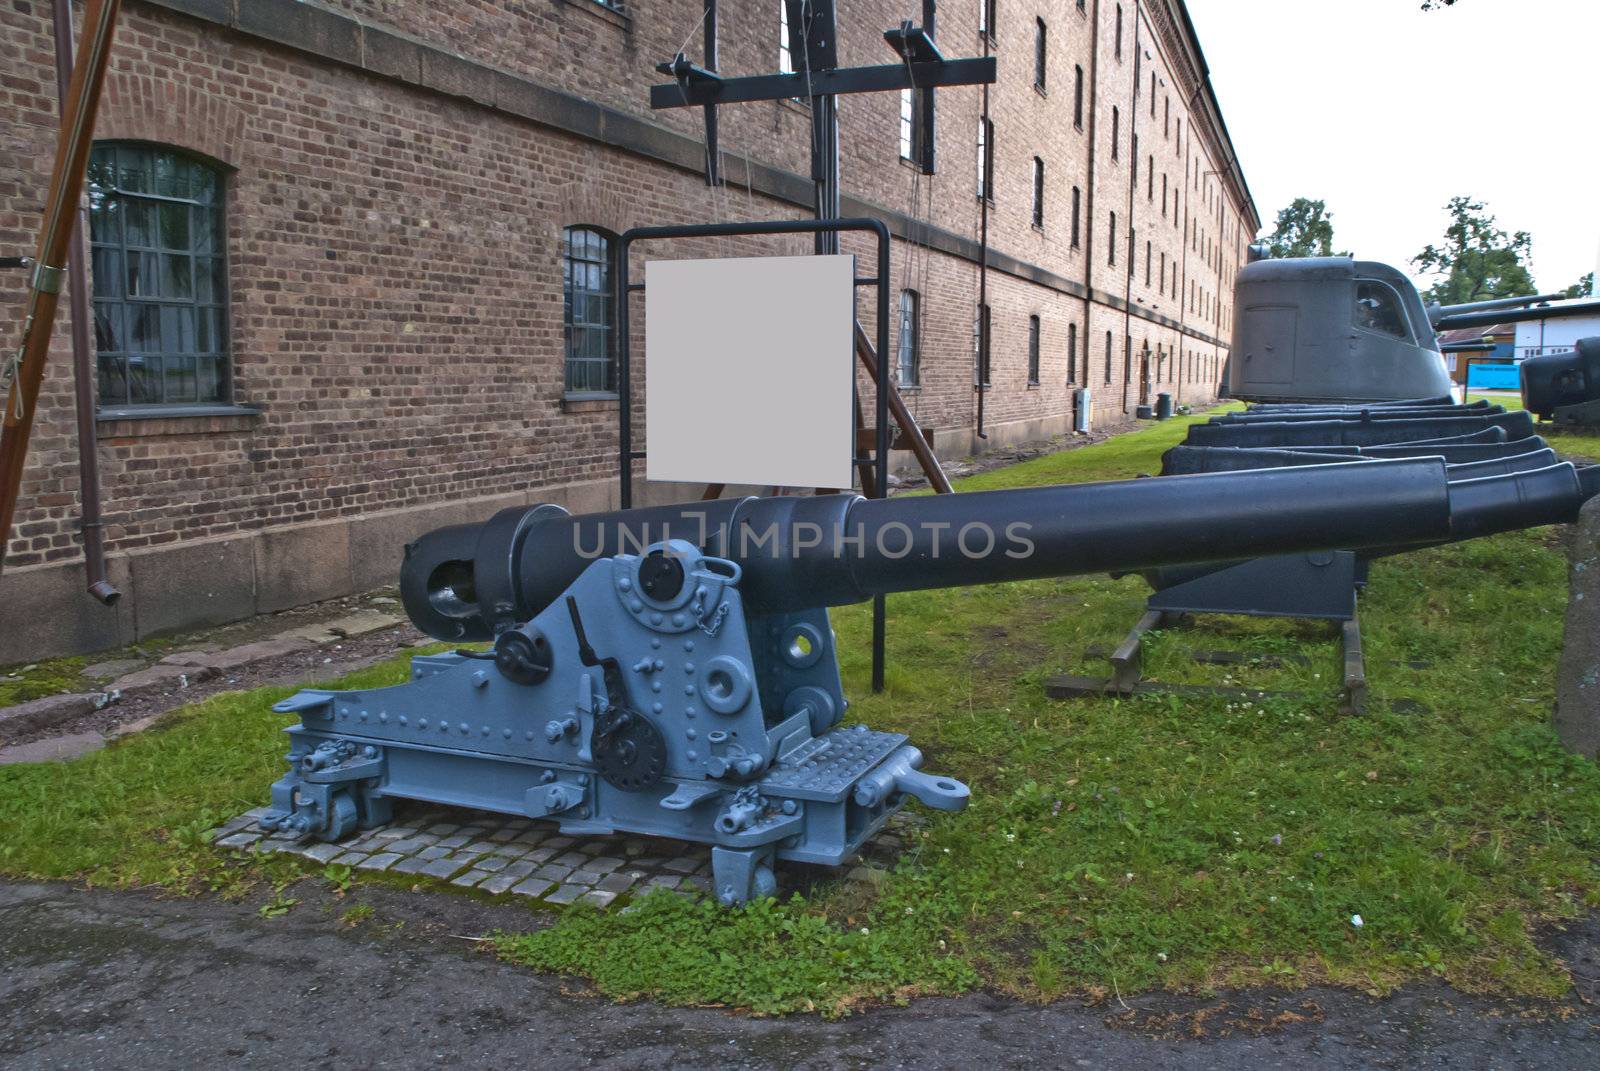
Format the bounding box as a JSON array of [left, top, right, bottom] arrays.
[[760, 724, 907, 803]]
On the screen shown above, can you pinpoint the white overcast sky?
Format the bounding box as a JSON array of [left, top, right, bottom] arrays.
[[1185, 0, 1600, 294]]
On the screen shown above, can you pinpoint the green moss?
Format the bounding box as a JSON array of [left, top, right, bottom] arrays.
[[0, 655, 92, 708]]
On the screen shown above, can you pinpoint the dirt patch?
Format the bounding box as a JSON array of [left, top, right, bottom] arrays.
[[1105, 998, 1326, 1040]]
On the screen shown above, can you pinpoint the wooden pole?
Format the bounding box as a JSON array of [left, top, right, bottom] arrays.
[[853, 321, 953, 494], [0, 0, 122, 573]]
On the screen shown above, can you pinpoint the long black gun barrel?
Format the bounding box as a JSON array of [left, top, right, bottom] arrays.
[[1161, 445, 1559, 477], [1435, 297, 1600, 333], [1140, 462, 1600, 591], [1186, 411, 1535, 447], [1249, 395, 1454, 410], [1164, 438, 1549, 473], [1215, 402, 1497, 424], [1429, 292, 1568, 322], [401, 458, 1575, 641]]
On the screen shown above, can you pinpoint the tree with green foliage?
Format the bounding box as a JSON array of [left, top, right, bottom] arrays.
[[1412, 196, 1535, 306], [1263, 197, 1346, 259], [1565, 272, 1595, 299]]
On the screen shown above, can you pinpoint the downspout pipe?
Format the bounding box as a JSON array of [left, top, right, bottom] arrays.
[[1121, 1, 1140, 414], [1082, 0, 1100, 410], [974, 24, 991, 440], [52, 0, 119, 605]]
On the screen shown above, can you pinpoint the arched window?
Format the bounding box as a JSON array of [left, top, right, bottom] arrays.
[[1068, 322, 1078, 383], [87, 142, 229, 409], [896, 289, 919, 387], [1104, 330, 1113, 384], [562, 225, 616, 393]]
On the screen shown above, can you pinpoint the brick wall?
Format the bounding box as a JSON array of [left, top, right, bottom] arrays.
[[0, 0, 1255, 659]]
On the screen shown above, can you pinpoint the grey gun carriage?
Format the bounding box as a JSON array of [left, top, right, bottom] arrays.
[[252, 458, 1570, 904]]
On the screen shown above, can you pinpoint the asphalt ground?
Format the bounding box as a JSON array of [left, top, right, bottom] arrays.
[[3, 880, 1598, 1069]]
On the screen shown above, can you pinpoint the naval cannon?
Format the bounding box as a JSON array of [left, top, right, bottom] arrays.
[[1521, 337, 1600, 426], [261, 458, 1547, 904], [1185, 410, 1536, 447], [1050, 401, 1599, 711], [1161, 439, 1552, 475]]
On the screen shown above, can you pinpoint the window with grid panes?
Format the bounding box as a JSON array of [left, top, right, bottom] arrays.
[[562, 226, 616, 393], [87, 143, 229, 408]]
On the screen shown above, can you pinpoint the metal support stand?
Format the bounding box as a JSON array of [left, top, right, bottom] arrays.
[[1045, 552, 1371, 714]]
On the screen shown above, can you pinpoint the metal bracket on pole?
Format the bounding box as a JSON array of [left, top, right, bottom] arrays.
[[29, 262, 66, 295]]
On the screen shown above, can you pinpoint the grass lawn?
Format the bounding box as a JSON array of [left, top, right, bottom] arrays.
[[1466, 391, 1600, 462], [7, 407, 1600, 1016]]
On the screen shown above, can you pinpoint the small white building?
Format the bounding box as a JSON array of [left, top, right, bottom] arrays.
[[1515, 301, 1600, 360]]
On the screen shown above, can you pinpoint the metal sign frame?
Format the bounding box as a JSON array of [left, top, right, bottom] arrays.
[[616, 216, 892, 687]]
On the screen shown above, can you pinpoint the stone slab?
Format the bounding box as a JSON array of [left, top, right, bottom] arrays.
[[595, 870, 640, 894], [346, 508, 431, 593], [193, 636, 314, 672], [324, 611, 403, 639], [253, 522, 353, 615], [158, 649, 217, 667], [0, 693, 101, 735], [544, 884, 587, 905], [360, 25, 423, 84], [357, 852, 403, 872], [296, 842, 346, 864], [0, 555, 136, 665], [476, 870, 526, 896], [419, 857, 468, 880], [279, 625, 343, 645], [82, 658, 143, 680], [128, 536, 254, 639], [105, 663, 216, 697], [509, 878, 555, 899], [0, 732, 106, 765]]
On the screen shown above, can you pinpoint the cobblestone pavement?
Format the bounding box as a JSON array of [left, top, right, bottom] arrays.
[[211, 801, 917, 907]]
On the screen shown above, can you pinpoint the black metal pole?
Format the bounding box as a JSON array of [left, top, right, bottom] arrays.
[[702, 0, 720, 186], [618, 244, 634, 508], [871, 202, 890, 693]]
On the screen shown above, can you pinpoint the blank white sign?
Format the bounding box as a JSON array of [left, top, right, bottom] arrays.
[[646, 254, 854, 489]]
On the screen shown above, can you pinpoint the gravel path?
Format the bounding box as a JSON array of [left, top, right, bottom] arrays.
[[3, 880, 1596, 1070]]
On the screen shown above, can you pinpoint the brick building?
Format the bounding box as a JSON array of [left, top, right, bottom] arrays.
[[0, 0, 1257, 662]]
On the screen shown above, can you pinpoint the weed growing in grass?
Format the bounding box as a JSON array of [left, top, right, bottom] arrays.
[[323, 863, 356, 896], [339, 903, 374, 927], [258, 895, 298, 919]]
